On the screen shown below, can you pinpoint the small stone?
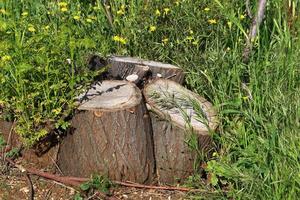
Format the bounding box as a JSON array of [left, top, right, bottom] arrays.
[[126, 74, 139, 82]]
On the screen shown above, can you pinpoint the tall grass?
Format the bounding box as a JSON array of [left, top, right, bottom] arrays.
[[0, 0, 299, 199]]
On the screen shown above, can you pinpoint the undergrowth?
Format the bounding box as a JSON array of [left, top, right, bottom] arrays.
[[0, 0, 299, 199]]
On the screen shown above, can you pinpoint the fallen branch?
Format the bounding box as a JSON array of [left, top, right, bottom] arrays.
[[243, 0, 267, 63]]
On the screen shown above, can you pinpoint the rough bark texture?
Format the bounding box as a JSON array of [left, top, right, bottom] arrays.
[[143, 79, 218, 184], [57, 81, 155, 184], [108, 56, 185, 84]]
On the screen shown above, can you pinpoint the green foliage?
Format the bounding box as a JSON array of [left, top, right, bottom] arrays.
[[79, 175, 112, 194], [0, 133, 6, 148]]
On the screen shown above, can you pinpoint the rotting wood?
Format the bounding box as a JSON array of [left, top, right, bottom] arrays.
[[57, 80, 155, 184], [108, 56, 185, 84], [143, 79, 218, 184]]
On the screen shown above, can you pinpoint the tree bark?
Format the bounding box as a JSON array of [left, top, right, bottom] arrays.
[[143, 79, 218, 184], [57, 80, 155, 184], [108, 56, 185, 84]]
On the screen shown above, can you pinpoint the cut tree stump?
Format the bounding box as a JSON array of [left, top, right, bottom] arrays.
[[143, 79, 218, 184], [108, 56, 185, 84], [57, 80, 155, 184]]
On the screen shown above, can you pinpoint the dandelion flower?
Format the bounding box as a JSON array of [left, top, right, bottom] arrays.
[[60, 7, 68, 12], [28, 26, 36, 32], [240, 14, 245, 20], [86, 18, 93, 23], [58, 2, 68, 7], [155, 9, 161, 16], [227, 21, 232, 29], [117, 10, 125, 15], [162, 38, 169, 44], [73, 15, 80, 20], [208, 19, 217, 24], [21, 12, 28, 17], [149, 25, 157, 32], [1, 55, 12, 62], [0, 9, 6, 14], [113, 35, 127, 45], [185, 36, 194, 41], [204, 7, 210, 12], [164, 8, 170, 15]]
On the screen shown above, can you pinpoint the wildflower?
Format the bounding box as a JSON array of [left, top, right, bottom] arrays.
[[117, 10, 125, 15], [189, 30, 194, 34], [0, 9, 6, 14], [28, 26, 36, 32], [1, 55, 12, 62], [58, 2, 68, 7], [164, 8, 170, 15], [175, 1, 180, 6], [226, 47, 231, 51], [208, 19, 217, 24], [155, 9, 161, 16], [240, 14, 245, 20], [44, 25, 50, 30], [113, 35, 127, 45], [162, 38, 169, 44], [86, 18, 92, 23], [204, 7, 210, 12], [60, 7, 68, 12], [185, 36, 194, 41], [149, 25, 157, 32], [212, 152, 218, 157], [73, 15, 80, 21], [21, 12, 28, 17], [227, 21, 232, 29], [192, 40, 199, 45]]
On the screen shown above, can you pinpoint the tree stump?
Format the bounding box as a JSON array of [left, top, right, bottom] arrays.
[[108, 56, 185, 84], [57, 80, 155, 184], [143, 79, 218, 184]]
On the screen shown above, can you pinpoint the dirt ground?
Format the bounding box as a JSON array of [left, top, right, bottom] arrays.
[[0, 160, 187, 200]]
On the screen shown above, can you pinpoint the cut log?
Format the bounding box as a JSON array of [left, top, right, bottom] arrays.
[[57, 80, 155, 184], [143, 79, 218, 184], [108, 56, 185, 84]]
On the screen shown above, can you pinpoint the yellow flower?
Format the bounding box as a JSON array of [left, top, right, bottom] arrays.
[[73, 15, 80, 20], [58, 2, 68, 7], [21, 12, 28, 17], [227, 21, 232, 29], [208, 19, 217, 24], [240, 14, 245, 20], [175, 1, 180, 6], [189, 30, 194, 34], [60, 7, 68, 12], [162, 38, 169, 44], [86, 18, 93, 23], [164, 8, 170, 15], [149, 25, 157, 32], [204, 7, 210, 12], [0, 9, 6, 14], [185, 36, 194, 41], [121, 5, 125, 10], [192, 40, 198, 45], [44, 25, 50, 30], [155, 9, 161, 16], [113, 35, 127, 45], [117, 10, 125, 15], [28, 26, 36, 32], [1, 55, 12, 62], [226, 47, 231, 51]]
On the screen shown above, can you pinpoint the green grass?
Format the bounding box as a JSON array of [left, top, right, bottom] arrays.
[[0, 0, 299, 199]]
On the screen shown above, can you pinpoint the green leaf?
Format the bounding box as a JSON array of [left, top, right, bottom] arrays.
[[80, 182, 90, 191]]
